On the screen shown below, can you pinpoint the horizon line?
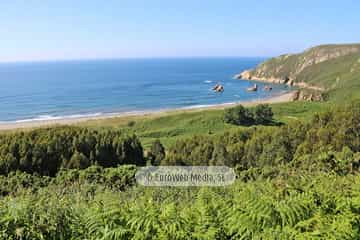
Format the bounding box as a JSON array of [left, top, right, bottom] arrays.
[[0, 55, 269, 65]]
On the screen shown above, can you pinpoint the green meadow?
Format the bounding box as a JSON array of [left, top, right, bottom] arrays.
[[76, 100, 330, 148]]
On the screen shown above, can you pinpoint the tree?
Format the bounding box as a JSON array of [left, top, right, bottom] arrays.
[[253, 104, 273, 124], [224, 105, 254, 125]]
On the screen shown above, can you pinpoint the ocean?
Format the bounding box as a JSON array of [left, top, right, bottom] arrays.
[[0, 57, 290, 122]]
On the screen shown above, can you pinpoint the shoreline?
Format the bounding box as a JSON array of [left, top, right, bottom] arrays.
[[236, 70, 325, 91], [0, 91, 295, 131]]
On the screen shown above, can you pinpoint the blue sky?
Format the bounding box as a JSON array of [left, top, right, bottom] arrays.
[[1, 0, 359, 62]]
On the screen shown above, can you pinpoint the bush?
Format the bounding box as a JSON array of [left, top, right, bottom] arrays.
[[224, 105, 254, 125], [224, 104, 274, 126], [127, 121, 136, 127], [55, 165, 137, 191], [253, 104, 273, 124]]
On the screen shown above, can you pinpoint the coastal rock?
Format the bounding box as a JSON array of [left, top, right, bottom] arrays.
[[237, 70, 252, 79], [233, 73, 243, 79], [291, 90, 301, 101], [290, 90, 324, 102]]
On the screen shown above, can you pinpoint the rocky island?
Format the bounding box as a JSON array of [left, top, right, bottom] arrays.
[[236, 44, 360, 101]]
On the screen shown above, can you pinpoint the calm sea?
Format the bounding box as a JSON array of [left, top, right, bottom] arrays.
[[0, 58, 290, 122]]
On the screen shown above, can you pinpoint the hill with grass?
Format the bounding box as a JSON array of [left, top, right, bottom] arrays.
[[237, 44, 360, 101]]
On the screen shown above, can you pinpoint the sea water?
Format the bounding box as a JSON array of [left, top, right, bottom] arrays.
[[0, 57, 290, 122]]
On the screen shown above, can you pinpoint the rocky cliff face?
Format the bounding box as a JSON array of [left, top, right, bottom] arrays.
[[236, 44, 360, 101]]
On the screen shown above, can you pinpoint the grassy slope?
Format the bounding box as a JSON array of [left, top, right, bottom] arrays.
[[78, 108, 240, 148], [248, 44, 360, 89], [78, 101, 329, 148], [297, 51, 360, 95], [298, 53, 359, 86], [250, 53, 298, 79]]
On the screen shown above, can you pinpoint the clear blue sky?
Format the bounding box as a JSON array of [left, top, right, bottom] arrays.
[[1, 0, 359, 62]]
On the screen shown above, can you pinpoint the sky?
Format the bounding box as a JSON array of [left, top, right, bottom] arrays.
[[1, 0, 360, 62]]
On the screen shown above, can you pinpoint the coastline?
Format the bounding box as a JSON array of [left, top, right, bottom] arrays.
[[0, 91, 295, 131], [236, 71, 325, 91]]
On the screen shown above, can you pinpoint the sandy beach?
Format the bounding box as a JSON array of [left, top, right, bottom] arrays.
[[0, 91, 295, 131]]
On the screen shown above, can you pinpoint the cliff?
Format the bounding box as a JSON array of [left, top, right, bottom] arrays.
[[236, 44, 360, 101]]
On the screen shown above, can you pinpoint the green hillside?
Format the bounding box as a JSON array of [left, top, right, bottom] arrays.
[[238, 44, 360, 101], [302, 52, 360, 101]]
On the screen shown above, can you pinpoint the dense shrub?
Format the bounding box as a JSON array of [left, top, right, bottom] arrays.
[[0, 127, 144, 176], [253, 104, 274, 124], [55, 165, 137, 190], [0, 165, 137, 196], [1, 173, 359, 239], [0, 171, 50, 196], [224, 105, 254, 125], [224, 104, 274, 126]]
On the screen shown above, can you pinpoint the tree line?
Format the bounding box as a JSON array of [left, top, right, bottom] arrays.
[[0, 127, 144, 176]]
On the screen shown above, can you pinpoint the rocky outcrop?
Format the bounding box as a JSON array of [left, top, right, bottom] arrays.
[[237, 70, 252, 80], [290, 90, 324, 102], [212, 84, 224, 93], [237, 73, 292, 85]]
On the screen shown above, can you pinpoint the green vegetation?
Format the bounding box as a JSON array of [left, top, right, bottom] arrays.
[[0, 165, 136, 196], [0, 100, 359, 239], [224, 105, 254, 125], [79, 108, 237, 147], [74, 100, 328, 148], [253, 104, 274, 124], [148, 139, 166, 165], [1, 44, 360, 239], [298, 50, 360, 101], [244, 44, 360, 88], [0, 127, 144, 176], [164, 101, 359, 169], [1, 173, 359, 239], [240, 44, 360, 102], [224, 104, 274, 126]]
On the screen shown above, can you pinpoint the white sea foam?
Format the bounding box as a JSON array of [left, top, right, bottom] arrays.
[[180, 102, 237, 110], [204, 80, 213, 83], [14, 112, 103, 123]]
